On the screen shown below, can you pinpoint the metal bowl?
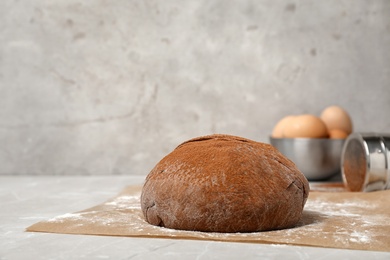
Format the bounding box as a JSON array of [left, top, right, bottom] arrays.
[[270, 137, 345, 181]]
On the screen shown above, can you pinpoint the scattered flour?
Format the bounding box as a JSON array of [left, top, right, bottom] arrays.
[[39, 190, 389, 251], [105, 195, 141, 209]]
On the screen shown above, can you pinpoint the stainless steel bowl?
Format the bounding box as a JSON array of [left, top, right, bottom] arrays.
[[270, 137, 345, 181]]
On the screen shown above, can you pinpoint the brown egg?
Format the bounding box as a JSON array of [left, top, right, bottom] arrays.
[[283, 114, 329, 138], [320, 106, 353, 134], [329, 129, 349, 139], [272, 116, 296, 138]]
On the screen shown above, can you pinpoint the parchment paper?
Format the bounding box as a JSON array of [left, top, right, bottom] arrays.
[[26, 185, 390, 252]]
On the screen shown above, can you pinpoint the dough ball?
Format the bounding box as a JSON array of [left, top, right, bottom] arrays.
[[141, 134, 309, 233]]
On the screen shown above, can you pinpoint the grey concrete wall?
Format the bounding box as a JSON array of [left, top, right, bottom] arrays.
[[1, 0, 389, 175]]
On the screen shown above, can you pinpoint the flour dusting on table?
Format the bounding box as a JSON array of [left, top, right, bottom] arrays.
[[26, 186, 390, 252]]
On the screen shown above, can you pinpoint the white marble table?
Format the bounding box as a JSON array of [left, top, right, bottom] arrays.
[[1, 176, 389, 259]]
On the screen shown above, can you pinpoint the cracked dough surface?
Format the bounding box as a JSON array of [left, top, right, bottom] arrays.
[[141, 134, 309, 232]]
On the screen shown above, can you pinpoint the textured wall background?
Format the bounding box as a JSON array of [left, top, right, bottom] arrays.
[[1, 0, 389, 175]]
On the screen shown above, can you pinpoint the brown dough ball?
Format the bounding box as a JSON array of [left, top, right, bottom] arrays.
[[141, 134, 309, 233]]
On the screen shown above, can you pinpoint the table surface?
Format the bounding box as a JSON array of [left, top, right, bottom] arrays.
[[1, 176, 389, 260]]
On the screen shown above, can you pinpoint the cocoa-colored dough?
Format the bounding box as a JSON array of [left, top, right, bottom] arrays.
[[141, 134, 309, 233]]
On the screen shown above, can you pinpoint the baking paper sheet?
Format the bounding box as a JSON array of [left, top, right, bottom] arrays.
[[26, 185, 390, 252]]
